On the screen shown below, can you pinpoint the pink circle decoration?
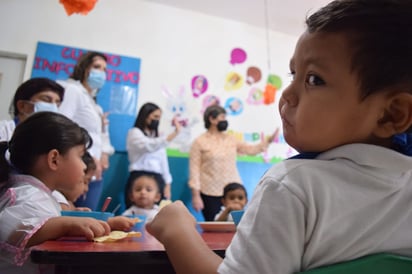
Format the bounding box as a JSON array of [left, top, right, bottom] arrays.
[[230, 48, 247, 65]]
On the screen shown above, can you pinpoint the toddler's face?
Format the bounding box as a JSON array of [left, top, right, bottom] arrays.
[[279, 31, 389, 152], [129, 176, 161, 209], [222, 189, 247, 210]]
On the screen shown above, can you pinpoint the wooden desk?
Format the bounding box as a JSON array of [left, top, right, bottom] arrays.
[[31, 231, 235, 274]]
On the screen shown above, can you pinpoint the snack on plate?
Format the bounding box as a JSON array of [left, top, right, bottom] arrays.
[[159, 199, 172, 209], [94, 231, 142, 243]]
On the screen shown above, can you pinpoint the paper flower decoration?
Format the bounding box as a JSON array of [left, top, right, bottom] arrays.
[[60, 0, 98, 16]]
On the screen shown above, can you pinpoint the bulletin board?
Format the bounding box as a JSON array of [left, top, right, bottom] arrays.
[[30, 41, 141, 151]]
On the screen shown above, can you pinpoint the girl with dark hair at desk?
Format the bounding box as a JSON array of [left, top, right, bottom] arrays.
[[0, 112, 111, 274]]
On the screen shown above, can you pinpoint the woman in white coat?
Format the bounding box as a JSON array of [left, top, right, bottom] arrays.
[[126, 102, 181, 202], [58, 51, 114, 210]]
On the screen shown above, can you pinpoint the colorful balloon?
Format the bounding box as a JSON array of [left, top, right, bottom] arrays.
[[191, 75, 208, 98], [246, 66, 262, 85], [230, 48, 247, 65], [267, 74, 282, 89]]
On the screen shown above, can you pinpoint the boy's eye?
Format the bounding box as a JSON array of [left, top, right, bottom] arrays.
[[306, 74, 325, 86]]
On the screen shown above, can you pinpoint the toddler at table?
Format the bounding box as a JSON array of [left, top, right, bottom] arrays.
[[214, 182, 247, 222], [122, 171, 161, 222], [146, 1, 412, 273], [0, 112, 111, 274]]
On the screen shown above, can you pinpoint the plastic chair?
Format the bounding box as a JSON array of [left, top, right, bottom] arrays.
[[296, 253, 412, 274]]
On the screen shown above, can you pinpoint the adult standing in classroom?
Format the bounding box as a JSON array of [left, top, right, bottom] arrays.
[[189, 105, 278, 221], [126, 102, 181, 202], [58, 51, 114, 211]]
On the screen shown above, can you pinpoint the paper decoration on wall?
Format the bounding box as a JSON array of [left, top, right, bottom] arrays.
[[60, 0, 98, 16], [162, 86, 198, 152], [201, 95, 220, 113], [230, 48, 247, 65], [246, 66, 262, 85], [246, 87, 264, 105], [224, 97, 244, 116], [191, 75, 208, 98], [224, 72, 243, 91], [263, 74, 282, 105]]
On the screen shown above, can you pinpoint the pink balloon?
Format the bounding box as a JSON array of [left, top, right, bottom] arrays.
[[230, 48, 247, 65]]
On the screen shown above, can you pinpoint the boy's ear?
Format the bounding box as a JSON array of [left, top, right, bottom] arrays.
[[47, 149, 60, 170], [155, 192, 161, 203], [375, 92, 412, 137]]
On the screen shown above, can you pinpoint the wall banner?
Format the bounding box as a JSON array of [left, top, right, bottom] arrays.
[[31, 41, 141, 151]]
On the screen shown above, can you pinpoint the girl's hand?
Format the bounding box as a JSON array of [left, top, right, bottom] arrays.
[[107, 216, 135, 231], [64, 217, 111, 241], [27, 216, 110, 247]]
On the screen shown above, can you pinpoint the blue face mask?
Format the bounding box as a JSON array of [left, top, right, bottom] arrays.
[[87, 69, 106, 90], [33, 101, 59, 113]]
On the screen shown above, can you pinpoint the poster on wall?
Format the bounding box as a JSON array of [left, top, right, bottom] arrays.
[[31, 41, 141, 151]]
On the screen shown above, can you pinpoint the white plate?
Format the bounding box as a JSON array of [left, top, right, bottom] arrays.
[[197, 221, 236, 232]]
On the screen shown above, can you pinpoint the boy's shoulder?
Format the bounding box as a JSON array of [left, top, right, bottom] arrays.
[[260, 143, 412, 199]]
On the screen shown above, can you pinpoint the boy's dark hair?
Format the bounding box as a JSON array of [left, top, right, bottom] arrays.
[[306, 0, 412, 100], [10, 77, 65, 117], [223, 182, 247, 199], [82, 151, 96, 173], [203, 105, 226, 129], [71, 51, 107, 83], [0, 112, 92, 183], [133, 102, 161, 137]]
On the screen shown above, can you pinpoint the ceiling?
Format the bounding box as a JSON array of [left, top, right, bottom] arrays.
[[149, 0, 333, 36]]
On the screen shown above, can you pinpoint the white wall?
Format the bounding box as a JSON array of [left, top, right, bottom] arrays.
[[0, 0, 299, 152]]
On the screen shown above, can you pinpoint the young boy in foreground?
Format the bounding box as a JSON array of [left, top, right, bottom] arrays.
[[146, 1, 412, 273]]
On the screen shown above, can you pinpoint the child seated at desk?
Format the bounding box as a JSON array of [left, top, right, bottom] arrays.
[[0, 112, 111, 274], [122, 172, 161, 222], [214, 182, 247, 222], [53, 151, 96, 211], [53, 151, 135, 232], [146, 1, 412, 273]]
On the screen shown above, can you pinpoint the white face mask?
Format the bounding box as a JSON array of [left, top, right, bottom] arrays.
[[87, 69, 106, 90]]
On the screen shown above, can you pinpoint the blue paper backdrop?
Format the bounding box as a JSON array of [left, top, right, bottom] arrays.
[[31, 41, 141, 151]]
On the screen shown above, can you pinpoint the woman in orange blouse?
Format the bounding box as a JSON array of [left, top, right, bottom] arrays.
[[188, 105, 277, 221]]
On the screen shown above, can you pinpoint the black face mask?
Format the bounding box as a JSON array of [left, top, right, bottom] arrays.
[[148, 119, 159, 130], [217, 120, 228, 131]]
